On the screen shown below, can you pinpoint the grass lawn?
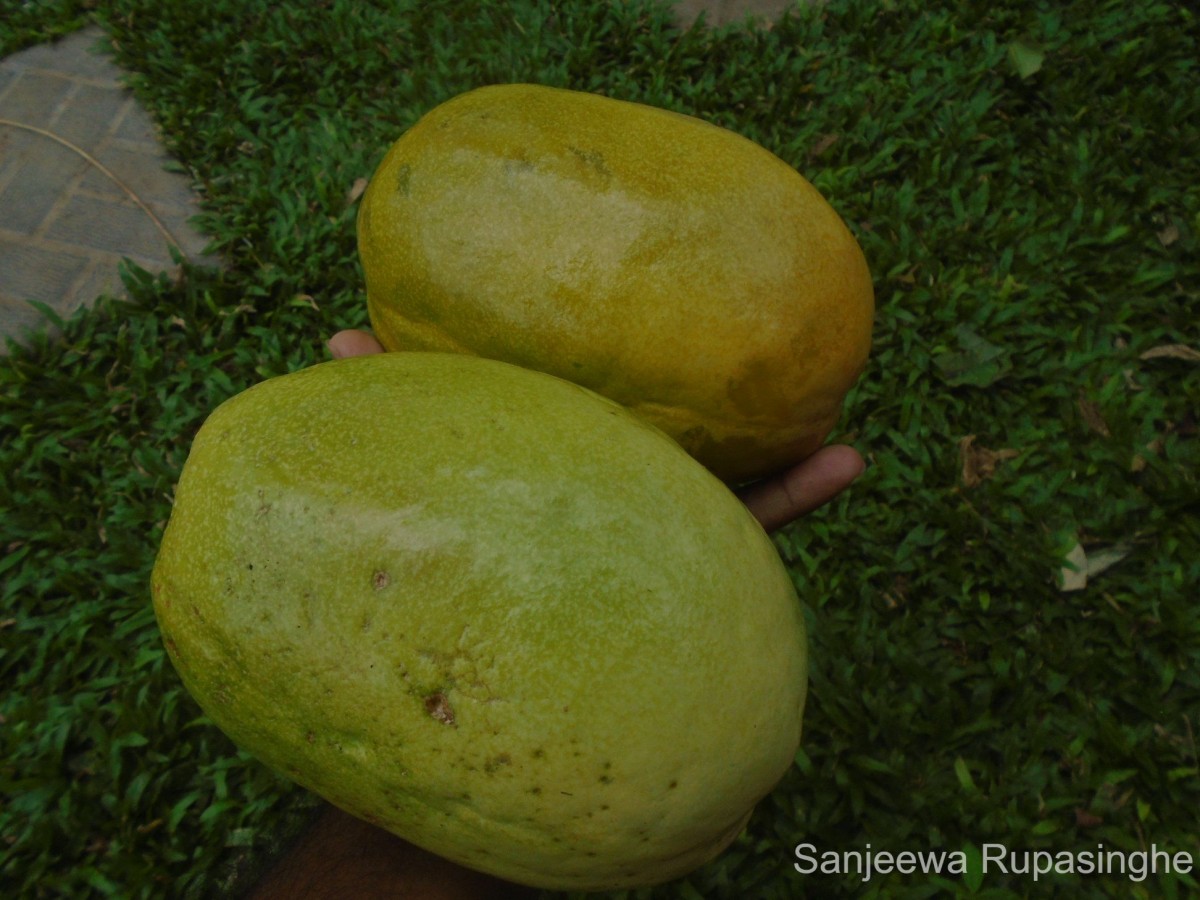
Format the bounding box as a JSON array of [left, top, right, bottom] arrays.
[[2, 0, 1198, 897]]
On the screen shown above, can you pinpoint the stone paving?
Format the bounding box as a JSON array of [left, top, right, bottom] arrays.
[[673, 0, 797, 25], [0, 2, 795, 354], [0, 25, 211, 351]]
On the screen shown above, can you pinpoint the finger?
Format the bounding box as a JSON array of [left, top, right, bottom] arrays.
[[737, 444, 866, 533], [328, 329, 385, 359]]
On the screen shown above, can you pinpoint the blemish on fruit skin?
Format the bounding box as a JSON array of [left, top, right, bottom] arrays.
[[372, 570, 390, 590], [394, 164, 411, 196], [503, 158, 535, 178], [424, 692, 456, 726], [484, 753, 512, 774]]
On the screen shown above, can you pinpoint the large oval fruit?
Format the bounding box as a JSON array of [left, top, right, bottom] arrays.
[[151, 353, 807, 891], [357, 83, 874, 484]]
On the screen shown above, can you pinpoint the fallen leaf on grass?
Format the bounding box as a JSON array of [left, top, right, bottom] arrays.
[[345, 176, 369, 206], [934, 326, 1012, 387], [1086, 544, 1133, 579], [959, 435, 1020, 487], [1007, 39, 1045, 79], [1077, 394, 1111, 437], [1156, 223, 1180, 247], [1059, 543, 1089, 592], [1140, 344, 1200, 363], [1121, 368, 1143, 391], [1058, 541, 1133, 592], [808, 133, 840, 159]]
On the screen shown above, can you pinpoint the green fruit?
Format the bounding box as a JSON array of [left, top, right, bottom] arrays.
[[358, 83, 875, 483], [151, 353, 807, 891]]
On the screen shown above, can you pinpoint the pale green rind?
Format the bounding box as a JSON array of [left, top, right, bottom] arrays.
[[151, 352, 806, 890]]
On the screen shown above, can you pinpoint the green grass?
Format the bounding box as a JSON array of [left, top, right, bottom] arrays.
[[0, 0, 93, 56], [2, 0, 1198, 897]]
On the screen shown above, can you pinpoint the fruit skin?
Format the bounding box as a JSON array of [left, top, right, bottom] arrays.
[[358, 83, 874, 484], [150, 352, 807, 891]]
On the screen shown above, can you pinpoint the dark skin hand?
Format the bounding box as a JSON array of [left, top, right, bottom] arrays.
[[247, 330, 866, 899]]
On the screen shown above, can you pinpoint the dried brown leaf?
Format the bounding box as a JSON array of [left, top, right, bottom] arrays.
[[1122, 368, 1143, 391], [1077, 395, 1110, 437], [1140, 343, 1200, 363], [346, 176, 369, 206], [809, 133, 840, 158], [1157, 223, 1180, 246], [959, 435, 1020, 487]]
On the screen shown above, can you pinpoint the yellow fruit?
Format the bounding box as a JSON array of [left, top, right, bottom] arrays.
[[358, 83, 874, 483], [151, 352, 807, 891]]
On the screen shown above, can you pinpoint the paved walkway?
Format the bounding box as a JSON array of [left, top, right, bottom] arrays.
[[0, 25, 211, 351], [0, 2, 794, 354]]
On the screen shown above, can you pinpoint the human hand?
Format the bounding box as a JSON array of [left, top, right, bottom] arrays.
[[326, 329, 866, 533]]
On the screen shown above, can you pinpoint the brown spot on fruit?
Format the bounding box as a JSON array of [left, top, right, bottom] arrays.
[[373, 570, 390, 590], [484, 753, 512, 774], [424, 692, 456, 726]]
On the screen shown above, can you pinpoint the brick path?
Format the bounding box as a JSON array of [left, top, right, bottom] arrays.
[[0, 3, 794, 353]]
